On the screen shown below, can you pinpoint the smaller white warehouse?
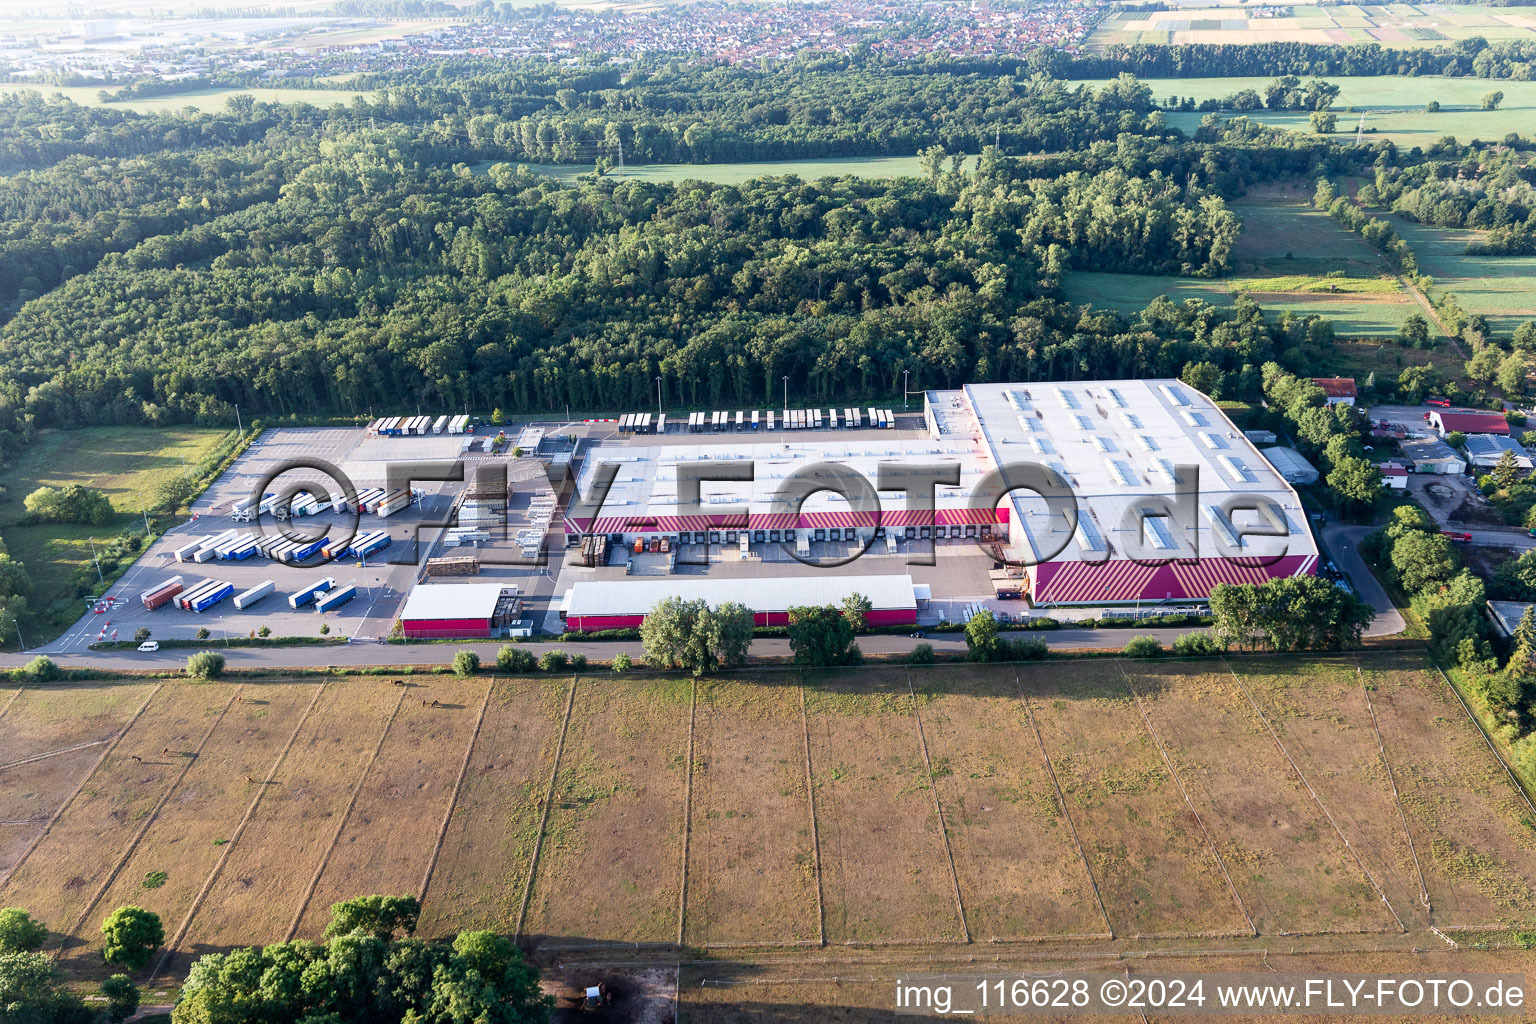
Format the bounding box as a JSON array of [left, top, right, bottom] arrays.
[[562, 575, 918, 632], [1261, 446, 1319, 486]]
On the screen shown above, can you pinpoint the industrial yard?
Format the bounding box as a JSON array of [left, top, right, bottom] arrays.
[[2, 651, 1533, 986], [44, 378, 1317, 654]]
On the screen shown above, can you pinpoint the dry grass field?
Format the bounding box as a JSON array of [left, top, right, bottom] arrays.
[[1, 654, 1534, 999]]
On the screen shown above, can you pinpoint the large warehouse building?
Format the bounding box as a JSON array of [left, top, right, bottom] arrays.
[[565, 379, 1316, 607], [563, 575, 918, 631]]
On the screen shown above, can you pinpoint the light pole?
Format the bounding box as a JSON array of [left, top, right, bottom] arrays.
[[88, 537, 104, 583], [782, 375, 789, 417], [235, 403, 243, 436], [903, 369, 910, 410], [655, 376, 663, 417]]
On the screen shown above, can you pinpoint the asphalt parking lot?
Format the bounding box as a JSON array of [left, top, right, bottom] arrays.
[[52, 425, 552, 652]]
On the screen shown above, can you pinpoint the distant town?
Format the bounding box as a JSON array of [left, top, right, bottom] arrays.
[[0, 0, 1101, 84]]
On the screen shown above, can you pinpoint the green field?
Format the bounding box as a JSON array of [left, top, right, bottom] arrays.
[[0, 84, 373, 113], [0, 426, 230, 639], [1389, 219, 1536, 336], [1062, 187, 1417, 336], [1073, 75, 1536, 146]]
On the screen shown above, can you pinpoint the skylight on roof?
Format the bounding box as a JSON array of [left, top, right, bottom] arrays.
[[1181, 409, 1207, 427], [1219, 454, 1254, 483], [1141, 512, 1176, 550], [1204, 504, 1242, 549], [1107, 387, 1128, 409], [1159, 384, 1189, 407], [1073, 414, 1093, 430], [1120, 413, 1142, 430], [1055, 388, 1079, 410], [1201, 432, 1226, 450], [1108, 460, 1138, 487], [1136, 434, 1159, 451]]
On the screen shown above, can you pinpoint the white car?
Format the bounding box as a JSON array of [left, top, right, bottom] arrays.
[[137, 641, 159, 653]]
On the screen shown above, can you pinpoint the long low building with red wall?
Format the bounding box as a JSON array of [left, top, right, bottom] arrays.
[[561, 574, 918, 632]]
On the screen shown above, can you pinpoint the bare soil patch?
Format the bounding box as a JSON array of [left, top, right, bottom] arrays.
[[418, 677, 568, 937], [685, 674, 820, 947], [804, 672, 964, 945], [909, 663, 1105, 940]]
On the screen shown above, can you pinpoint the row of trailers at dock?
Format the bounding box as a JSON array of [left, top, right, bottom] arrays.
[[138, 575, 358, 614], [672, 407, 897, 433], [369, 414, 475, 436], [172, 528, 393, 566], [231, 487, 416, 522]]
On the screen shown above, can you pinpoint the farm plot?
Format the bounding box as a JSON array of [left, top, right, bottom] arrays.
[[1125, 663, 1395, 936], [908, 664, 1106, 941], [0, 683, 236, 938], [1362, 655, 1536, 928], [1019, 661, 1249, 938], [684, 673, 819, 948], [293, 678, 489, 940], [0, 750, 109, 877], [62, 683, 321, 973], [522, 677, 691, 946], [1391, 219, 1536, 336], [804, 672, 964, 945], [1230, 658, 1429, 930], [418, 678, 569, 937], [0, 682, 157, 763], [0, 683, 158, 877], [169, 681, 400, 964]]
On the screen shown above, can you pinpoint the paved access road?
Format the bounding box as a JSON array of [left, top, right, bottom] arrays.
[[0, 625, 1203, 673], [1320, 522, 1404, 639]]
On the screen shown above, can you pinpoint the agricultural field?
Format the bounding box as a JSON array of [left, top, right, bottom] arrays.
[[0, 426, 232, 644], [1090, 4, 1536, 49], [1390, 219, 1536, 337], [1063, 189, 1419, 335], [0, 655, 1533, 991], [0, 83, 373, 113], [1073, 73, 1536, 147]]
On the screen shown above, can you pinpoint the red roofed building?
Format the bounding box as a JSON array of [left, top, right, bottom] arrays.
[[1311, 377, 1357, 406], [1428, 410, 1511, 436]]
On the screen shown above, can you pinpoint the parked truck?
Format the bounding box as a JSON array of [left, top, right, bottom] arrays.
[[375, 491, 411, 517], [351, 531, 392, 558], [172, 539, 204, 563], [190, 582, 234, 613], [315, 584, 357, 613], [288, 577, 335, 609], [177, 580, 222, 611], [233, 580, 275, 610], [140, 576, 184, 611]]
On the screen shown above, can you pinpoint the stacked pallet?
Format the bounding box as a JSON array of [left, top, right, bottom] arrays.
[[425, 556, 480, 577]]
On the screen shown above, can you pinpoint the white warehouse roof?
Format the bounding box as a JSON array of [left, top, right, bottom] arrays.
[[401, 583, 513, 621], [564, 574, 916, 618], [955, 380, 1311, 566]]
